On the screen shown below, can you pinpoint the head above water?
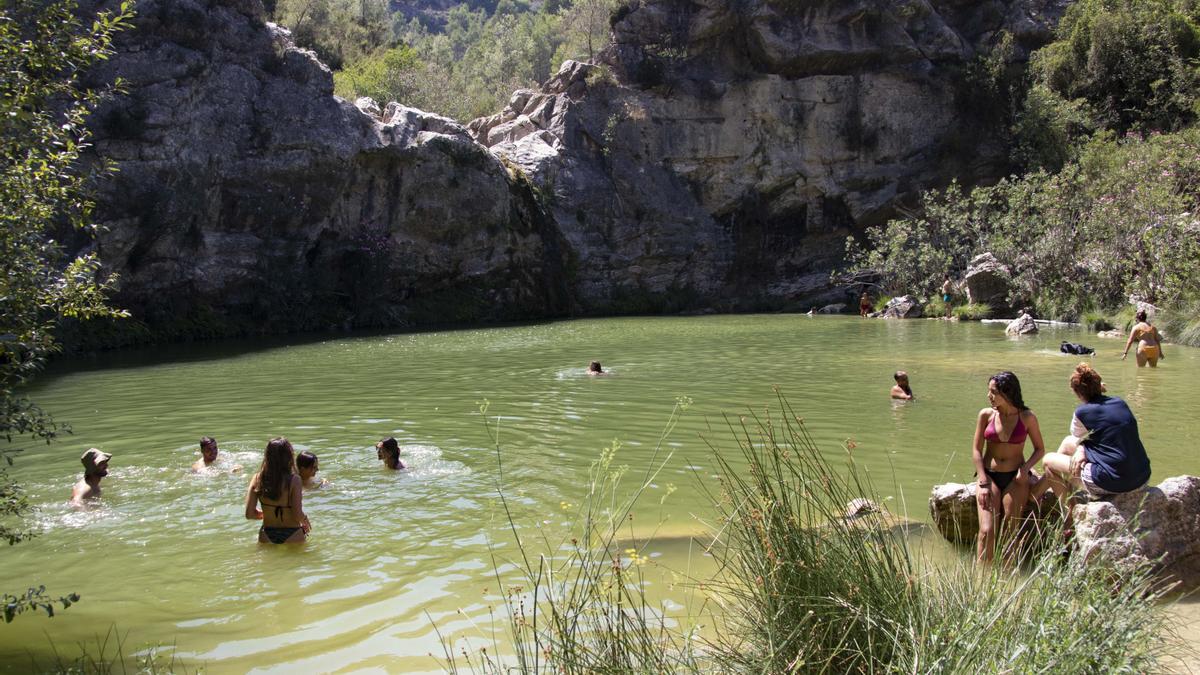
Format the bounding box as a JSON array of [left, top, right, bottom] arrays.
[[377, 437, 401, 468], [81, 448, 111, 478], [988, 371, 1028, 411], [1070, 362, 1105, 401], [257, 437, 295, 501], [296, 450, 318, 479], [200, 436, 218, 462], [588, 361, 603, 373], [893, 370, 908, 383]]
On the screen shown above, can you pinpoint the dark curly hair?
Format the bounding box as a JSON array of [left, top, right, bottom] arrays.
[[989, 371, 1028, 411]]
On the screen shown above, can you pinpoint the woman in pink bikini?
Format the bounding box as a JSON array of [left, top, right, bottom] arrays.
[[970, 371, 1046, 562]]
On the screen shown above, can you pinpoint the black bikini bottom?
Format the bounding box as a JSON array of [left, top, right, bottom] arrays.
[[261, 526, 301, 544], [984, 468, 1019, 492]]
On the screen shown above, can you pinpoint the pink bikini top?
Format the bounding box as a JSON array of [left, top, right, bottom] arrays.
[[984, 412, 1027, 445]]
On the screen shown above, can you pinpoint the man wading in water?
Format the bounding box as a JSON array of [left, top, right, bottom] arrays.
[[71, 448, 112, 506]]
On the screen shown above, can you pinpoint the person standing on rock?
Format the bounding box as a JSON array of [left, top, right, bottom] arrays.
[[1033, 364, 1151, 509], [859, 291, 872, 317], [1122, 309, 1165, 367], [941, 275, 953, 318], [971, 371, 1046, 563]]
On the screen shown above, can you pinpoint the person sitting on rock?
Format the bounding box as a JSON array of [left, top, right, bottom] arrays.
[[971, 371, 1046, 563], [376, 437, 407, 471], [1033, 364, 1151, 507], [71, 448, 112, 507], [890, 371, 913, 400]]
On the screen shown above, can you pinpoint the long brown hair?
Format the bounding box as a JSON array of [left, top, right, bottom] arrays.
[[256, 437, 296, 501]]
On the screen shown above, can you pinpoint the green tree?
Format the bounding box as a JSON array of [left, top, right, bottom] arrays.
[[0, 0, 133, 622]]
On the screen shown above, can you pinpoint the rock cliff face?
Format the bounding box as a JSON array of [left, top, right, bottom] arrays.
[[77, 0, 1065, 341]]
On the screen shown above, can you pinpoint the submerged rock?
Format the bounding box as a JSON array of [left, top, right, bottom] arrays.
[[1073, 475, 1200, 592], [1006, 312, 1038, 335]]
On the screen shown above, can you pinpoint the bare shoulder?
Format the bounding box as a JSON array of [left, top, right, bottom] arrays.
[[1020, 409, 1040, 425], [977, 407, 994, 420]]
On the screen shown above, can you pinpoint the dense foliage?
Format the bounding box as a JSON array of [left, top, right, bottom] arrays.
[[843, 0, 1200, 341], [270, 0, 620, 122], [0, 0, 132, 620]]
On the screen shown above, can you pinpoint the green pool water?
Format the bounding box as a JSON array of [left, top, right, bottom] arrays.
[[1, 315, 1196, 671]]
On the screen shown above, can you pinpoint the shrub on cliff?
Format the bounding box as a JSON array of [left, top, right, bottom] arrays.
[[0, 0, 132, 620]]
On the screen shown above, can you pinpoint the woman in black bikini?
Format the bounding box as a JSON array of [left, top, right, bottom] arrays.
[[244, 437, 310, 544], [970, 371, 1046, 563]]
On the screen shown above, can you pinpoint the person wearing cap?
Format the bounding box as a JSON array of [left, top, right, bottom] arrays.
[[71, 448, 112, 506]]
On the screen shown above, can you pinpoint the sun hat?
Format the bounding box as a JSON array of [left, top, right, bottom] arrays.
[[81, 448, 112, 473]]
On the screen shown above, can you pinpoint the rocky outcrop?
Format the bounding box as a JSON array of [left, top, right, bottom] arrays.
[[74, 0, 1068, 342], [1006, 312, 1038, 335], [964, 252, 1010, 310], [929, 481, 1059, 545], [878, 295, 922, 319], [931, 476, 1200, 590], [1073, 476, 1200, 592], [77, 0, 569, 340]]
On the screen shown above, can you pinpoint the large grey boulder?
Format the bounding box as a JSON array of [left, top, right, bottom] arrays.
[[1006, 312, 1039, 335], [1073, 475, 1200, 592], [879, 295, 923, 319], [964, 252, 1010, 310]]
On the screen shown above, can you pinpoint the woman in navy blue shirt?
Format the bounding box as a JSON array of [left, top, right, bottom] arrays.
[[1034, 363, 1151, 505]]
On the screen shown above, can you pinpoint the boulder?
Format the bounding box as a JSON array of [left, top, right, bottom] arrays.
[[880, 295, 923, 319], [1006, 312, 1038, 335], [964, 253, 1010, 309], [929, 481, 1059, 545], [1072, 475, 1200, 592]]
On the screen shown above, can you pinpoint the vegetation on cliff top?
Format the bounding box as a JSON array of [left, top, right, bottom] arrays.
[[269, 0, 620, 122]]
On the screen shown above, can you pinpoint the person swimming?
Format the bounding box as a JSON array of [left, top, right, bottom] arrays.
[[71, 448, 112, 507], [1122, 309, 1165, 367], [970, 371, 1046, 563], [296, 450, 326, 489], [890, 371, 913, 400], [376, 437, 407, 470], [587, 361, 606, 376], [191, 436, 242, 473], [244, 437, 309, 544]]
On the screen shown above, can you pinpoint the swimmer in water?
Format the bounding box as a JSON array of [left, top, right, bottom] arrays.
[[297, 450, 327, 489], [587, 361, 606, 376], [71, 448, 112, 507], [191, 436, 242, 473], [376, 437, 407, 470], [890, 371, 914, 400], [244, 437, 309, 544]]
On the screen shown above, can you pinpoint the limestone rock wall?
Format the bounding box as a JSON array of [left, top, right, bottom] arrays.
[[76, 0, 1066, 342]]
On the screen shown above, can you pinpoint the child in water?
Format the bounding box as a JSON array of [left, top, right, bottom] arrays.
[[890, 371, 914, 400], [297, 450, 327, 489]]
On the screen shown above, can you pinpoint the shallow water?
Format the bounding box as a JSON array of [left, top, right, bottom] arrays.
[[1, 315, 1197, 671]]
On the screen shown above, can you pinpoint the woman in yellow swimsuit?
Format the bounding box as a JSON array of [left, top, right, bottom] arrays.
[[244, 437, 310, 544], [1122, 309, 1165, 368]]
